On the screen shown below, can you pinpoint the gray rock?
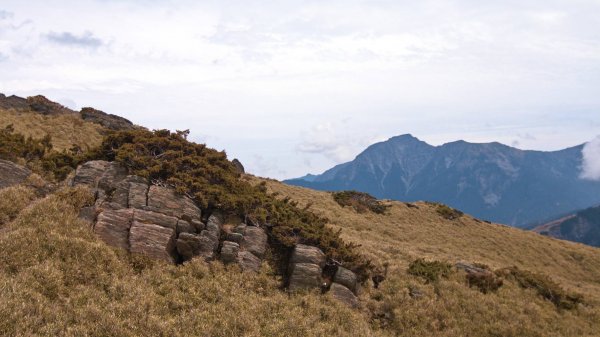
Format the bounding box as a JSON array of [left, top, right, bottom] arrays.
[[237, 251, 262, 272], [129, 221, 177, 263], [227, 232, 244, 243], [97, 162, 128, 191], [0, 160, 31, 189], [176, 233, 200, 260], [78, 206, 97, 223], [72, 160, 110, 187], [329, 283, 359, 307], [133, 209, 178, 230], [288, 263, 322, 292], [80, 107, 135, 131], [334, 267, 358, 294], [177, 219, 195, 234], [455, 262, 488, 274], [192, 219, 205, 231], [176, 233, 218, 261], [220, 241, 240, 264], [128, 182, 148, 209], [94, 209, 133, 250], [241, 226, 268, 258], [146, 185, 201, 220], [232, 158, 245, 174], [290, 244, 326, 268], [233, 224, 247, 234]]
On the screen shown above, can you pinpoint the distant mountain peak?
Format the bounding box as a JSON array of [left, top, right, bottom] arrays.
[[285, 134, 599, 227]]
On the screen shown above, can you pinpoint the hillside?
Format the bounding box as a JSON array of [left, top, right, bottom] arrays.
[[2, 96, 600, 336], [533, 205, 600, 247], [285, 134, 600, 227]]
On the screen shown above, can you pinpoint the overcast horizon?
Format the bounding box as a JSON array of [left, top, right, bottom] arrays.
[[1, 0, 599, 179]]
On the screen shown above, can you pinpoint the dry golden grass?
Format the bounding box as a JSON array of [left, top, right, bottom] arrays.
[[0, 108, 104, 151], [0, 186, 374, 337], [247, 176, 600, 336]]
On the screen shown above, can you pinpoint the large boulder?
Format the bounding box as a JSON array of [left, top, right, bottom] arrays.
[[220, 241, 240, 264], [128, 181, 148, 209], [176, 233, 218, 261], [288, 263, 323, 292], [334, 267, 358, 294], [129, 221, 177, 263], [290, 244, 326, 268], [133, 209, 178, 230], [94, 209, 133, 250], [26, 95, 74, 115], [146, 185, 201, 220], [0, 93, 28, 110], [72, 160, 111, 187], [80, 107, 135, 130], [329, 283, 359, 308], [237, 251, 262, 272], [0, 160, 31, 189], [232, 159, 245, 174], [241, 226, 268, 258]]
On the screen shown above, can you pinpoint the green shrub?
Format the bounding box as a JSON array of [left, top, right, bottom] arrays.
[[332, 190, 389, 214], [88, 129, 373, 281], [407, 258, 452, 283], [429, 202, 463, 220], [496, 267, 583, 309]]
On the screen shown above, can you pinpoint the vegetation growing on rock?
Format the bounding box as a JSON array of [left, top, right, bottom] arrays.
[[332, 190, 389, 214], [89, 128, 372, 280], [407, 258, 453, 283]]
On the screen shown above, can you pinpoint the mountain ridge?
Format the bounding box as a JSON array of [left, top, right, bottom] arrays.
[[286, 134, 600, 227]]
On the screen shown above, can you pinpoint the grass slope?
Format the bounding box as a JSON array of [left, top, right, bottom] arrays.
[[0, 107, 104, 151], [0, 186, 372, 337], [249, 176, 600, 336]]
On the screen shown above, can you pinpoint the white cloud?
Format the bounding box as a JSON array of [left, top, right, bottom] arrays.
[[0, 0, 599, 179], [581, 136, 600, 181]]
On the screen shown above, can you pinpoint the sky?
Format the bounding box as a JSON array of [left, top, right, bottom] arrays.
[[0, 0, 599, 179]]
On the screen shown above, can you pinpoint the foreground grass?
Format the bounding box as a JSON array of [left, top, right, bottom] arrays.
[[0, 186, 373, 337]]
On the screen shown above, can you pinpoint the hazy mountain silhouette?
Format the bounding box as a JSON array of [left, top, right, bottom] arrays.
[[285, 134, 600, 226]]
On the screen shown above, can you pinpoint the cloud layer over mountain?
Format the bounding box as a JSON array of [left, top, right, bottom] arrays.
[[581, 136, 600, 181]]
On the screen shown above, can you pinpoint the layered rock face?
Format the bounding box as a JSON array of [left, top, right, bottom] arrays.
[[287, 244, 360, 307], [72, 160, 268, 269], [72, 160, 361, 306]]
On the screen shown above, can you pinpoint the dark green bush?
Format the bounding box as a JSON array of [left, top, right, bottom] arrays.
[[496, 267, 583, 309], [332, 190, 389, 214], [428, 202, 464, 220], [89, 129, 373, 281], [408, 258, 452, 283]]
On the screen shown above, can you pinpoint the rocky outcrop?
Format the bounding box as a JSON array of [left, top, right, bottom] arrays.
[[71, 160, 363, 306], [26, 95, 74, 115], [0, 159, 31, 189], [0, 93, 28, 110], [288, 263, 323, 291], [329, 283, 359, 307], [290, 244, 326, 267], [286, 244, 360, 307], [80, 107, 135, 130], [232, 159, 245, 174], [334, 266, 358, 294], [72, 160, 270, 272]]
